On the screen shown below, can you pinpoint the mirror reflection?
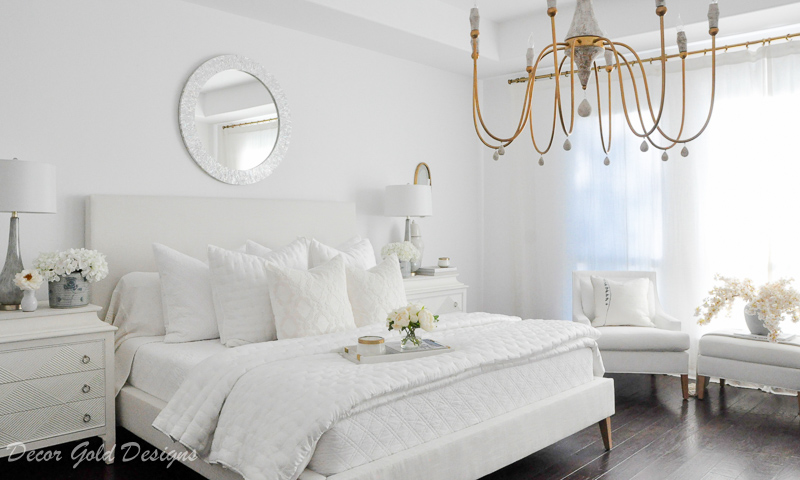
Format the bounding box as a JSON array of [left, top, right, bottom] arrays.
[[194, 70, 278, 171], [414, 162, 431, 186]]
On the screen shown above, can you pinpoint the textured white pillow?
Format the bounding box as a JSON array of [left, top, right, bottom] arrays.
[[309, 238, 377, 270], [346, 254, 408, 327], [267, 255, 356, 339], [208, 243, 310, 347], [152, 244, 219, 343], [246, 238, 309, 270], [591, 276, 655, 327]]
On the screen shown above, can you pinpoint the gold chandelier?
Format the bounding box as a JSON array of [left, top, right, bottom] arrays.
[[470, 0, 720, 165]]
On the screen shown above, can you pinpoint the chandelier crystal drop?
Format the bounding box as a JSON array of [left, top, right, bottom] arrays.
[[470, 0, 720, 162], [538, 157, 545, 166], [681, 146, 689, 157], [603, 156, 610, 166]]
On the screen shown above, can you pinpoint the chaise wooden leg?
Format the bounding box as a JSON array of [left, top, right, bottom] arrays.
[[797, 392, 799, 415], [681, 375, 689, 401], [598, 417, 612, 451], [697, 375, 709, 400], [720, 378, 726, 388]]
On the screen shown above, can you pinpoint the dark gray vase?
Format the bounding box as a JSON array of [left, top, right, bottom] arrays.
[[744, 305, 769, 336], [48, 273, 89, 308]]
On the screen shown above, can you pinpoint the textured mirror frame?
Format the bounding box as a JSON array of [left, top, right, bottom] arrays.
[[179, 55, 291, 185]]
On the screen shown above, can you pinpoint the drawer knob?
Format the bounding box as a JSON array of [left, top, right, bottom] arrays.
[[82, 355, 91, 364], [454, 302, 458, 308], [83, 414, 91, 423], [82, 384, 91, 394]]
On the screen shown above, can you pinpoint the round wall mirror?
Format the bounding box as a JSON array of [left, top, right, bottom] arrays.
[[179, 55, 291, 185], [414, 162, 431, 186]]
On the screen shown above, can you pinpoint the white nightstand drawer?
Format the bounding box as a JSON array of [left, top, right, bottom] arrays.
[[0, 397, 105, 446], [416, 292, 466, 314], [0, 370, 106, 415], [0, 340, 104, 385]]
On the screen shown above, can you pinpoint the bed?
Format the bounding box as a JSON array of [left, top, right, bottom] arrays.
[[86, 194, 615, 480]]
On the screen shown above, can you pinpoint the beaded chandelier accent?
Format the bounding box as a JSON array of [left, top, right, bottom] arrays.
[[470, 0, 720, 166]]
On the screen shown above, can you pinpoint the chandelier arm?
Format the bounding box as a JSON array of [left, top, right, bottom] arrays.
[[550, 16, 572, 138], [472, 46, 554, 144], [593, 65, 610, 154], [528, 47, 564, 155], [613, 41, 669, 137], [667, 35, 717, 144], [556, 45, 577, 136]]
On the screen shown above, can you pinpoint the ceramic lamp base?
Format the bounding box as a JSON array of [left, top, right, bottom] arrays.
[[0, 214, 24, 309]]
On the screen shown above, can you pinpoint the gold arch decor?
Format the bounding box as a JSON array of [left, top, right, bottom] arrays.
[[470, 0, 721, 166]]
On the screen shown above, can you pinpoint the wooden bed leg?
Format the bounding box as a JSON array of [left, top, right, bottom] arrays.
[[697, 375, 708, 400], [598, 417, 612, 451], [681, 375, 689, 401]]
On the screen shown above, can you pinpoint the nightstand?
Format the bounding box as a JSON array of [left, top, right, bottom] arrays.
[[404, 275, 468, 314], [0, 303, 116, 463]]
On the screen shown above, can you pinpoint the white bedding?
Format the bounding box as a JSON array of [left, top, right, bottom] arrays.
[[152, 313, 603, 480], [128, 339, 226, 402]]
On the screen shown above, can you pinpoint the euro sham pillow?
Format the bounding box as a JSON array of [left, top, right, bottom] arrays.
[[152, 243, 219, 343], [266, 255, 356, 339], [590, 276, 655, 327], [346, 254, 408, 327], [309, 238, 377, 270], [209, 242, 310, 347], [246, 237, 309, 270]]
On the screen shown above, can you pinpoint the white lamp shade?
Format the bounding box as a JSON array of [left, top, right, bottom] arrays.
[[385, 185, 433, 217], [0, 159, 57, 213]]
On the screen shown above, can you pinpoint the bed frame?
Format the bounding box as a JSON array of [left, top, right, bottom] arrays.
[[86, 194, 615, 480]]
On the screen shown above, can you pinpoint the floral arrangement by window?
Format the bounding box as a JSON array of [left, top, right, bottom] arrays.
[[695, 274, 800, 342]]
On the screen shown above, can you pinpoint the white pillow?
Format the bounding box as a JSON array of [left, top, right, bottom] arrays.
[[267, 255, 356, 339], [309, 238, 376, 270], [346, 254, 407, 327], [590, 276, 655, 327], [246, 238, 309, 270], [106, 272, 164, 347], [152, 244, 220, 343], [208, 243, 310, 346]]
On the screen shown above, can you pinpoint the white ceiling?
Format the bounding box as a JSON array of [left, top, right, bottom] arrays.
[[181, 0, 800, 79]]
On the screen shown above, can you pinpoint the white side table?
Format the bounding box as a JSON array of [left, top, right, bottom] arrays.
[[0, 303, 117, 463], [404, 275, 468, 314]]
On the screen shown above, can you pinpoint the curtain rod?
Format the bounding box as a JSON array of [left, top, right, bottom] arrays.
[[222, 118, 278, 129], [507, 31, 800, 85]]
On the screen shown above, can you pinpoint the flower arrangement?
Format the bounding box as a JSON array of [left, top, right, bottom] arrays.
[[695, 274, 800, 342], [33, 248, 109, 284], [14, 270, 44, 291], [387, 303, 439, 348], [381, 241, 420, 262]]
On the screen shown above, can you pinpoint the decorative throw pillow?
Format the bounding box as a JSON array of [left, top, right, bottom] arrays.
[[346, 254, 408, 327], [309, 238, 377, 270], [106, 272, 165, 347], [208, 243, 310, 347], [152, 244, 220, 343], [246, 238, 309, 270], [266, 255, 356, 339], [590, 276, 655, 327]]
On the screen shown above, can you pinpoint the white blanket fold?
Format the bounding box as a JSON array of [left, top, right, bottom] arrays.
[[153, 313, 602, 480]]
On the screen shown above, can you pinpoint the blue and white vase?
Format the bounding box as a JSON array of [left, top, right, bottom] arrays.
[[49, 273, 89, 308]]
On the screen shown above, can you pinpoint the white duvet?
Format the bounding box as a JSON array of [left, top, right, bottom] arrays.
[[153, 313, 603, 480]]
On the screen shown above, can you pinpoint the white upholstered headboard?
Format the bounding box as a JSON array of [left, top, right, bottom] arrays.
[[86, 195, 357, 316]]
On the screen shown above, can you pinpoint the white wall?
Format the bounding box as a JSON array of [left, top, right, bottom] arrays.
[[0, 0, 483, 309]]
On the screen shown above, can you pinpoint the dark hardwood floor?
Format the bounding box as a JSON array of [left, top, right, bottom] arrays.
[[2, 374, 798, 479]]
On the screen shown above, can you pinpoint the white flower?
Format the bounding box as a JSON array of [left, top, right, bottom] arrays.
[[381, 242, 420, 262], [14, 270, 43, 291], [33, 249, 109, 284], [418, 308, 438, 332]]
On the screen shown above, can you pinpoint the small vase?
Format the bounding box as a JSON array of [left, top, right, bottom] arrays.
[[401, 328, 421, 350], [399, 260, 411, 279], [744, 304, 769, 336], [49, 273, 90, 308], [21, 290, 38, 312]]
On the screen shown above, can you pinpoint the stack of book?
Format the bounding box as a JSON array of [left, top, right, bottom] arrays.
[[416, 266, 458, 276]]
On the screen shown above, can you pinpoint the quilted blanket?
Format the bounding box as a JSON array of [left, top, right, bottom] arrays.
[[153, 313, 602, 480]]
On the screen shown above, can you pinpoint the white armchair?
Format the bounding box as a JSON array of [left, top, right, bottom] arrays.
[[572, 271, 691, 400]]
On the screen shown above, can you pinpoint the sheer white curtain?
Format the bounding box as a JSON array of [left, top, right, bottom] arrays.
[[219, 121, 278, 170], [482, 41, 800, 371]]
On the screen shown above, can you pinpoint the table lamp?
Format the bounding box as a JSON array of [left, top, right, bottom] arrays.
[[385, 184, 432, 271], [0, 159, 57, 310]]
